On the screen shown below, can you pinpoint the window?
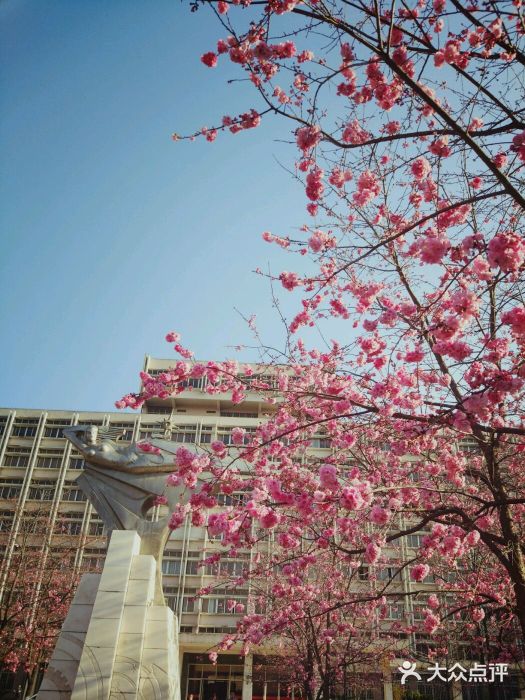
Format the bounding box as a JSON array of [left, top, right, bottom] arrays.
[[3, 446, 31, 467], [144, 405, 172, 415], [61, 520, 83, 535], [0, 479, 23, 499], [200, 425, 213, 444], [412, 604, 426, 621], [44, 421, 70, 438], [11, 418, 39, 438], [182, 590, 198, 612], [0, 511, 13, 532], [310, 432, 332, 449], [378, 566, 402, 581], [171, 426, 197, 444], [28, 480, 56, 501], [205, 559, 247, 577], [405, 533, 426, 549], [62, 485, 84, 502], [81, 547, 106, 569], [217, 427, 256, 446], [386, 603, 405, 619], [358, 565, 369, 581], [68, 456, 84, 470], [89, 517, 105, 536], [162, 558, 182, 575], [201, 594, 248, 614], [179, 377, 207, 390], [36, 448, 64, 469], [220, 410, 258, 418], [216, 492, 247, 507]]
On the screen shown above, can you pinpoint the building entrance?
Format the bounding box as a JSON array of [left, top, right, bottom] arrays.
[[204, 679, 228, 700], [182, 653, 244, 700]]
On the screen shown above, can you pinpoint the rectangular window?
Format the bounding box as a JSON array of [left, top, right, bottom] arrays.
[[171, 426, 197, 444], [11, 419, 39, 438], [28, 480, 56, 501], [36, 448, 64, 469], [378, 566, 402, 581], [0, 479, 24, 499], [44, 425, 69, 438], [217, 427, 256, 446], [3, 447, 31, 468], [162, 559, 182, 576], [200, 426, 213, 444], [358, 566, 369, 581], [89, 519, 105, 536], [68, 457, 84, 470], [62, 487, 84, 502], [405, 534, 426, 548]]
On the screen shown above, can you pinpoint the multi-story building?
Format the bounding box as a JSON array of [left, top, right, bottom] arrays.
[[0, 357, 522, 700]]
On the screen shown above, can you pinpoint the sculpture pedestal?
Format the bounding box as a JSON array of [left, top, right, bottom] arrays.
[[37, 530, 180, 700]]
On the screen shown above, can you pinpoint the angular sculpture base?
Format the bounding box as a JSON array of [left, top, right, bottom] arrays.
[[37, 530, 180, 700]]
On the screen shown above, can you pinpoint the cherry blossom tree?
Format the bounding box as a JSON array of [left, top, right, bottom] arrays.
[[120, 0, 525, 669], [0, 509, 100, 697], [219, 551, 404, 700]]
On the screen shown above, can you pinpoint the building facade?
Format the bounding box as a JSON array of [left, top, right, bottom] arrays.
[[0, 356, 522, 700]]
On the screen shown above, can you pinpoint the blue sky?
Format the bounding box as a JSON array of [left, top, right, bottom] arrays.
[[0, 0, 314, 411]]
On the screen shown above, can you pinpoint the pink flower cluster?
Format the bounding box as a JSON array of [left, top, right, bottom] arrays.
[[487, 231, 525, 273]]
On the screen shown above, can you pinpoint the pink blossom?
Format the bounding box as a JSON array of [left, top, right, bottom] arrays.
[[352, 169, 380, 207], [411, 563, 430, 582], [487, 231, 525, 273], [416, 230, 450, 264], [319, 464, 339, 490], [364, 542, 381, 564], [297, 49, 314, 62], [511, 129, 525, 161], [423, 611, 440, 634], [277, 532, 299, 548], [465, 530, 481, 546], [410, 157, 431, 180], [328, 167, 352, 188], [260, 510, 281, 528], [279, 271, 302, 290], [472, 607, 485, 622], [342, 119, 371, 144], [433, 340, 472, 361], [231, 427, 246, 445], [493, 152, 508, 168], [201, 52, 218, 68], [305, 168, 324, 201], [296, 125, 322, 153], [501, 307, 525, 340], [429, 136, 451, 157], [211, 440, 227, 458], [341, 487, 364, 510], [427, 594, 440, 609], [442, 535, 461, 555], [369, 505, 390, 525], [165, 331, 181, 342], [308, 229, 335, 253]]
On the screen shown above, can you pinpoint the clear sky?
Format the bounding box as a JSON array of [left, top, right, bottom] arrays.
[[0, 0, 314, 411]]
